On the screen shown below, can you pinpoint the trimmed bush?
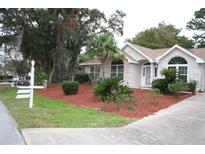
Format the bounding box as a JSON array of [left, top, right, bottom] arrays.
[[152, 79, 168, 94], [61, 80, 79, 95], [74, 72, 90, 83], [187, 80, 197, 93]]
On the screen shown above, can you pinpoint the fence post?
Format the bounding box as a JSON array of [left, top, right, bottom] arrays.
[[29, 60, 35, 108]]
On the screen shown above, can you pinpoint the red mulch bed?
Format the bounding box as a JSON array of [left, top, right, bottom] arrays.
[[36, 83, 193, 119]]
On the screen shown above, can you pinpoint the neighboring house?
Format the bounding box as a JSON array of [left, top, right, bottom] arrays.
[[80, 42, 205, 91]]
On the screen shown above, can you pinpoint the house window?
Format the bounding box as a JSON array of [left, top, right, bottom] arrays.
[[143, 67, 145, 77], [111, 60, 124, 79], [178, 66, 187, 82], [154, 67, 157, 77], [90, 65, 100, 80], [168, 57, 187, 64], [168, 57, 188, 82]]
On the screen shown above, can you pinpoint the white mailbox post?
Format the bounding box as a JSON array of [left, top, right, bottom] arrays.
[[29, 60, 35, 108], [16, 60, 44, 108]]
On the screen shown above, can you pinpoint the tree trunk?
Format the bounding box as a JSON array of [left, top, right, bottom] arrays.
[[67, 52, 79, 80], [48, 61, 55, 83], [101, 57, 106, 79]]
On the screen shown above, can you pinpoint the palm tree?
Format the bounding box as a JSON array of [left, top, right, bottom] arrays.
[[86, 32, 123, 79]]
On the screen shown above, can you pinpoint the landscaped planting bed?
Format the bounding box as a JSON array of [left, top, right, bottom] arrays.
[[37, 83, 193, 118]]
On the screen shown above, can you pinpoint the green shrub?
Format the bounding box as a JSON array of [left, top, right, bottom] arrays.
[[0, 75, 5, 80], [94, 77, 120, 101], [168, 80, 197, 97], [187, 80, 197, 93], [152, 79, 168, 94], [35, 67, 46, 85], [117, 84, 132, 96], [168, 83, 180, 97], [152, 88, 161, 95], [7, 75, 13, 80], [74, 72, 90, 83], [0, 75, 13, 81], [168, 80, 189, 97], [61, 80, 79, 95], [94, 77, 133, 110], [127, 105, 136, 110]]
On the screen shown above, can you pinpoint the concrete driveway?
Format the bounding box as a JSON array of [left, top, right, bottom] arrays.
[[0, 101, 25, 145], [22, 92, 205, 145]]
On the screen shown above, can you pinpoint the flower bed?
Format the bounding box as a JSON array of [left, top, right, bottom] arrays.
[[37, 83, 193, 118]]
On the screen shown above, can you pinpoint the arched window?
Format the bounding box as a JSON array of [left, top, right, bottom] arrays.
[[168, 57, 188, 82], [111, 60, 124, 79], [168, 57, 187, 64]]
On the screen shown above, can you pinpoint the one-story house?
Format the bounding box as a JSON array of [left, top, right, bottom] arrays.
[[80, 42, 205, 91]]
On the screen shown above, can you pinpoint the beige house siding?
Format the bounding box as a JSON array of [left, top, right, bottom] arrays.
[[157, 48, 203, 90]]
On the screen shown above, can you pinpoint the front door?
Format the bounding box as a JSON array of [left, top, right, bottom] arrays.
[[142, 65, 151, 87]]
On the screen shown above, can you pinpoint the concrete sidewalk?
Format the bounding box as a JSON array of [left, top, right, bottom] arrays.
[[0, 101, 25, 145], [22, 93, 205, 145]]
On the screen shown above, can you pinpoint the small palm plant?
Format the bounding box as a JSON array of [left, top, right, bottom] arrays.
[[86, 32, 123, 79], [94, 77, 134, 110]]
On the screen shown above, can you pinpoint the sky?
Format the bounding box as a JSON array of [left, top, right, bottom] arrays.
[[97, 0, 205, 47], [1, 0, 205, 49]]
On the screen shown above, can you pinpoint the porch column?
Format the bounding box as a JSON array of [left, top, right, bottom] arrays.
[[150, 62, 154, 86]]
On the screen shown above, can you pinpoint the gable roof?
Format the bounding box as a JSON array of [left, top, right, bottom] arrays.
[[124, 42, 154, 62], [124, 43, 205, 63], [130, 43, 168, 59], [155, 44, 205, 63], [189, 48, 205, 61]]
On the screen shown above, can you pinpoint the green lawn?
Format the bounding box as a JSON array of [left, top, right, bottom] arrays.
[[0, 87, 134, 128]]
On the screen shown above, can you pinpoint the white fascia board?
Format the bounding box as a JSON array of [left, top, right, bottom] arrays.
[[155, 44, 205, 63], [128, 60, 139, 64], [79, 63, 102, 66], [123, 42, 154, 62], [125, 56, 139, 64]]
